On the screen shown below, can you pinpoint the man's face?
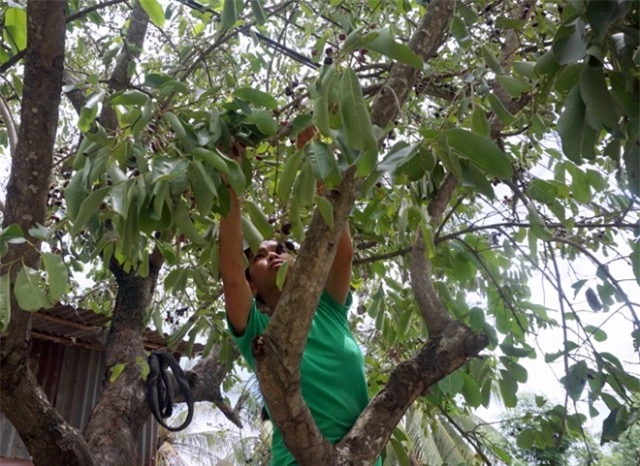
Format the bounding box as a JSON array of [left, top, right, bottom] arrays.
[[246, 240, 295, 295]]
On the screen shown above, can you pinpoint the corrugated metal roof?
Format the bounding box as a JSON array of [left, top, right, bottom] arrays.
[[31, 303, 203, 354], [2, 341, 160, 465]]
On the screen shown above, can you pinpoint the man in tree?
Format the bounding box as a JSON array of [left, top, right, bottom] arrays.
[[219, 159, 380, 465]]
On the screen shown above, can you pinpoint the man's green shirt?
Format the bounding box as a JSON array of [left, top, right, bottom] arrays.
[[229, 291, 379, 466]]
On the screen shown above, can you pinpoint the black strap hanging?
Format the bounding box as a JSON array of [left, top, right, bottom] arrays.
[[147, 351, 195, 431]]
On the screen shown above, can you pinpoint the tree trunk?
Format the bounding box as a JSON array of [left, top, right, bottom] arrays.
[[84, 254, 162, 464], [0, 1, 96, 465]]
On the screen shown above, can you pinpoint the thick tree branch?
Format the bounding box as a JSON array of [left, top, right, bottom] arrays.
[[337, 322, 487, 463], [370, 0, 456, 128], [175, 345, 243, 428], [83, 3, 154, 464], [0, 2, 96, 466], [254, 168, 359, 463]]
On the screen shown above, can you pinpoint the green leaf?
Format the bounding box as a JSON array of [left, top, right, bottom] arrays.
[[585, 287, 603, 311], [534, 49, 561, 77], [293, 161, 315, 207], [500, 343, 534, 358], [600, 407, 622, 444], [78, 104, 98, 133], [568, 166, 593, 203], [221, 0, 238, 30], [304, 142, 341, 187], [224, 156, 247, 195], [249, 0, 267, 25], [527, 203, 553, 240], [435, 133, 462, 180], [460, 161, 495, 199], [516, 429, 535, 449], [164, 111, 186, 140], [499, 372, 518, 407], [241, 216, 263, 253], [527, 178, 558, 205], [562, 360, 588, 401], [14, 265, 51, 312], [0, 273, 10, 332], [487, 93, 515, 125], [277, 150, 304, 203], [471, 106, 489, 137], [71, 187, 109, 236], [481, 45, 502, 73], [4, 7, 27, 52], [585, 324, 607, 342], [552, 18, 586, 65], [136, 356, 151, 381], [244, 200, 273, 239], [497, 75, 530, 98], [192, 147, 230, 175], [233, 87, 278, 109], [390, 438, 411, 466], [378, 142, 421, 173], [557, 85, 598, 163], [632, 240, 640, 286], [444, 129, 512, 178], [109, 90, 149, 106], [109, 363, 126, 383], [0, 224, 24, 242], [440, 371, 464, 395], [173, 199, 206, 246], [275, 260, 291, 290], [356, 28, 422, 69], [339, 69, 376, 151], [140, 0, 165, 28], [42, 253, 68, 302], [312, 66, 337, 138], [461, 373, 482, 407], [555, 63, 582, 94], [245, 109, 277, 136], [316, 197, 334, 229], [585, 0, 630, 41], [579, 64, 619, 130], [187, 161, 216, 216]]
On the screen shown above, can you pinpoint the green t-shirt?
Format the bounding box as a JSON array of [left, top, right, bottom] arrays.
[[229, 291, 380, 466]]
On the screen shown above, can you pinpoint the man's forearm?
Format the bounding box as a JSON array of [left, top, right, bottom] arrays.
[[219, 190, 245, 280]]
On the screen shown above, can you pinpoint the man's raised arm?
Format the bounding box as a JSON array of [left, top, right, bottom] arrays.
[[219, 188, 252, 335]]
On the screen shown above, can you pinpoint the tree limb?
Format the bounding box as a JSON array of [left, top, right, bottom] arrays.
[[0, 2, 96, 465]]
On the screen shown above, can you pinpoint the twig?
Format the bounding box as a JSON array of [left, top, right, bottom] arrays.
[[546, 242, 571, 446], [552, 236, 640, 341], [439, 408, 493, 466], [455, 238, 526, 334]]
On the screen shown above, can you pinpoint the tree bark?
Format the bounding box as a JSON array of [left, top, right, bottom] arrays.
[[83, 254, 161, 464], [0, 2, 96, 465]]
